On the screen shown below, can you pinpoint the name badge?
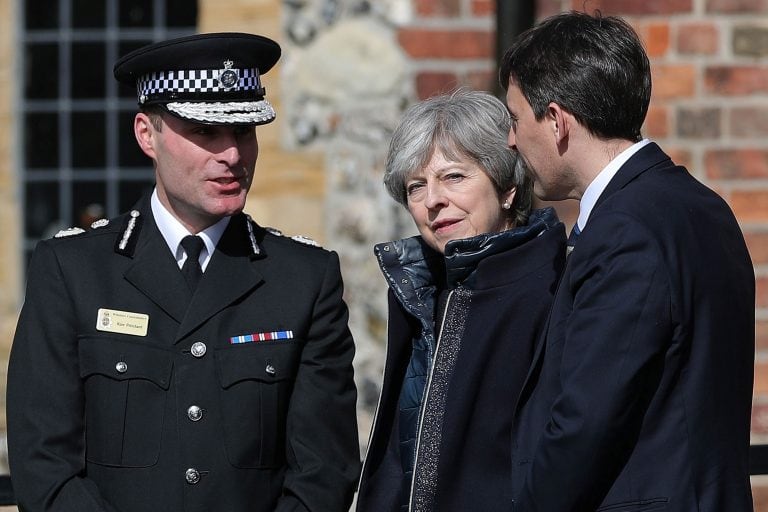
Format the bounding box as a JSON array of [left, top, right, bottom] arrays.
[[96, 308, 149, 337]]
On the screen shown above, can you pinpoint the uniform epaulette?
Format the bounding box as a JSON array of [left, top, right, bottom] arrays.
[[290, 235, 321, 248], [53, 216, 112, 239], [263, 225, 322, 249], [54, 227, 85, 238]]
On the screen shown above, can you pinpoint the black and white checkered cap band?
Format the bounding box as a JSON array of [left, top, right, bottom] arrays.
[[136, 67, 263, 103]]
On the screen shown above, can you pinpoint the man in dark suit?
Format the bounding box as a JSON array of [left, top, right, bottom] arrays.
[[7, 33, 359, 512], [502, 12, 755, 511]]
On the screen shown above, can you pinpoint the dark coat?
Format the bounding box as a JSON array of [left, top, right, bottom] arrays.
[[511, 143, 755, 511], [7, 197, 360, 512], [356, 209, 566, 512]]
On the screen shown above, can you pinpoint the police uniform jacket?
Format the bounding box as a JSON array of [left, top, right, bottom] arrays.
[[7, 196, 360, 512], [356, 208, 566, 512]]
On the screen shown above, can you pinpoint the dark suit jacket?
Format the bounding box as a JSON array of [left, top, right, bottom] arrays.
[[7, 197, 359, 512], [511, 143, 755, 511]]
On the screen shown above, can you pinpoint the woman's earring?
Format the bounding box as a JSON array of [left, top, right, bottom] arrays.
[[502, 201, 511, 210]]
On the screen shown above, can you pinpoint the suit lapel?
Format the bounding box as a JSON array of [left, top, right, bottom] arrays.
[[175, 214, 264, 342], [515, 143, 673, 414]]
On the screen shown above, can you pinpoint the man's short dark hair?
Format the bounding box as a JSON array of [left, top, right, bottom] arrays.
[[500, 11, 651, 142]]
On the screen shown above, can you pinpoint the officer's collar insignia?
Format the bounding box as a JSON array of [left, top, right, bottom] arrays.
[[245, 215, 261, 256], [115, 210, 143, 256], [91, 218, 110, 229], [54, 227, 85, 238], [265, 226, 283, 237]]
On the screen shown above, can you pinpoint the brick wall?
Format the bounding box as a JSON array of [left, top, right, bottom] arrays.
[[398, 0, 497, 99], [394, 0, 768, 505]]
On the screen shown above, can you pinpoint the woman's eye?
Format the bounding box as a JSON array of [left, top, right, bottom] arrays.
[[445, 173, 465, 182], [406, 183, 424, 196]]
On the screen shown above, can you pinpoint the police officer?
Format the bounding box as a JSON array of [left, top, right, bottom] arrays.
[[7, 33, 359, 512]]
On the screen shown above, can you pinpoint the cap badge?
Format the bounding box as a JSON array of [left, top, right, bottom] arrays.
[[218, 60, 239, 90]]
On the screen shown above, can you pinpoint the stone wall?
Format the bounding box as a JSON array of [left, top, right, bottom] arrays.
[[281, 1, 414, 436], [0, 0, 17, 481]]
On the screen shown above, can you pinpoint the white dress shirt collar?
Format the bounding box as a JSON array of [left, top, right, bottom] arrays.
[[150, 189, 230, 271], [576, 139, 652, 231]]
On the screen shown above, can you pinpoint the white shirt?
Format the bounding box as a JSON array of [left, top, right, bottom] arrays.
[[576, 139, 652, 231], [150, 189, 229, 272]]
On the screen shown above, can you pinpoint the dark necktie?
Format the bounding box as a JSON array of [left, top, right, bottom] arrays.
[[180, 235, 205, 292], [567, 223, 581, 256]]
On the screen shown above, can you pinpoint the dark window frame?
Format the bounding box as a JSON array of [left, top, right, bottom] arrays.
[[18, 0, 197, 264]]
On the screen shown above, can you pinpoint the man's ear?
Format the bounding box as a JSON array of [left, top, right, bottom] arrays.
[[547, 102, 571, 145], [134, 113, 157, 160]]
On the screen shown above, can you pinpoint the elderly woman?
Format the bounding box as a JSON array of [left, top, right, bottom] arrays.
[[356, 90, 566, 512]]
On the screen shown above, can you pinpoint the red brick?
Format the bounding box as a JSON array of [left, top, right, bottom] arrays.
[[638, 22, 671, 57], [706, 149, 768, 180], [705, 66, 768, 95], [758, 319, 768, 350], [643, 104, 669, 138], [664, 147, 693, 170], [707, 0, 768, 13], [754, 481, 768, 512], [677, 22, 719, 55], [652, 64, 696, 99], [745, 233, 768, 266], [569, 0, 693, 14], [755, 360, 768, 393], [416, 71, 459, 100], [472, 0, 495, 16], [753, 400, 768, 434], [464, 69, 497, 93], [731, 107, 768, 137], [415, 0, 460, 16], [398, 28, 494, 59], [730, 189, 768, 222]]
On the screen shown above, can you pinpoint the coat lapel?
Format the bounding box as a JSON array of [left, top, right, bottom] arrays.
[[123, 204, 190, 324], [515, 143, 673, 414], [175, 214, 264, 342]]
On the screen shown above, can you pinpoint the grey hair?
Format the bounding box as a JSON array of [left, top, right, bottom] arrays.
[[384, 89, 532, 227]]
